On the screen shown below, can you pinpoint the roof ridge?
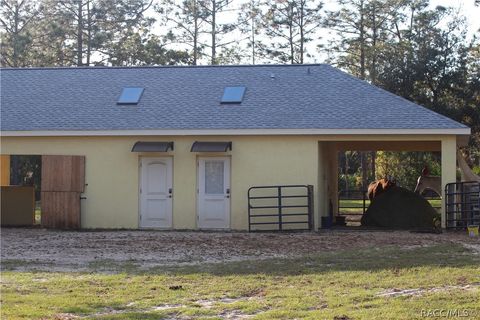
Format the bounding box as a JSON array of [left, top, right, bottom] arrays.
[[0, 63, 328, 72]]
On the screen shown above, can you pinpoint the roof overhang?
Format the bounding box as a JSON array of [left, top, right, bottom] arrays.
[[0, 128, 471, 137]]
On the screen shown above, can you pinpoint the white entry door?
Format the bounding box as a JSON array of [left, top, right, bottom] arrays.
[[140, 157, 173, 228], [197, 157, 230, 229]]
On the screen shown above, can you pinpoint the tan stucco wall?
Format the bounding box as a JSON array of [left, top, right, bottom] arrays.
[[0, 135, 320, 230], [0, 134, 459, 229]]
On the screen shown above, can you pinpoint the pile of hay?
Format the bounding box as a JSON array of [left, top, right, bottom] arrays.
[[361, 186, 438, 230]]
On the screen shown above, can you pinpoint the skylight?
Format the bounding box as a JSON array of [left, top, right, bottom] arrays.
[[221, 86, 246, 104], [117, 87, 144, 105]]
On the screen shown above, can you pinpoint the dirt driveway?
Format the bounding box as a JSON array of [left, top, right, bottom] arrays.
[[1, 228, 478, 272]]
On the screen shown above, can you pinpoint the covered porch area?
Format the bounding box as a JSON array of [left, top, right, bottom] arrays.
[[317, 135, 463, 229]]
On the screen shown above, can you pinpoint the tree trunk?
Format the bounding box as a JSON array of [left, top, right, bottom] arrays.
[[12, 2, 20, 67], [77, 0, 83, 66], [211, 0, 216, 65], [345, 152, 349, 196], [11, 156, 20, 185], [251, 0, 255, 65], [359, 0, 365, 80], [299, 0, 304, 64], [288, 4, 294, 64], [86, 0, 91, 66], [361, 152, 367, 191], [371, 151, 376, 180], [371, 2, 377, 84], [193, 0, 198, 65]]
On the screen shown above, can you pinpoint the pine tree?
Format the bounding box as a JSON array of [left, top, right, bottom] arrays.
[[261, 0, 323, 64], [0, 0, 40, 67]]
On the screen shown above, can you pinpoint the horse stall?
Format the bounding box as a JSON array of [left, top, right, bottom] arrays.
[[319, 139, 455, 230], [0, 155, 85, 229]]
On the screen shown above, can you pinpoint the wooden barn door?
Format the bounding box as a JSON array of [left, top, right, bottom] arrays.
[[41, 155, 85, 229]]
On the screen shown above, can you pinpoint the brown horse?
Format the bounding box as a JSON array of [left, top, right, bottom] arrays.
[[367, 178, 396, 201]]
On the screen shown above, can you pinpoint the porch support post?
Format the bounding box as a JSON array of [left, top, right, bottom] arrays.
[[441, 136, 457, 229], [328, 144, 339, 220], [317, 142, 339, 230], [317, 142, 326, 230]]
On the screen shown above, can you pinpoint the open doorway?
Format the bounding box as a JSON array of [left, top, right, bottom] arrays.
[[0, 155, 42, 226], [10, 155, 42, 224]]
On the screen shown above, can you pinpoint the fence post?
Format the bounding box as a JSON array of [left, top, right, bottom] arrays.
[[308, 185, 313, 230], [247, 188, 251, 232], [278, 186, 282, 231]]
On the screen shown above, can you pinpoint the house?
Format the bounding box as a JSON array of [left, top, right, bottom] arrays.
[[0, 64, 469, 230]]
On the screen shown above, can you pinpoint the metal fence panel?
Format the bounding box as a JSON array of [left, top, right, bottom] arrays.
[[445, 181, 480, 229], [248, 185, 313, 232]]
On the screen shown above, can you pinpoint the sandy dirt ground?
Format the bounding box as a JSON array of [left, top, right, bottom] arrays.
[[1, 228, 479, 272]]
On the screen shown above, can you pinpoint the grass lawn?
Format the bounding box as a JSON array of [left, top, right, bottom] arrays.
[[2, 243, 479, 319]]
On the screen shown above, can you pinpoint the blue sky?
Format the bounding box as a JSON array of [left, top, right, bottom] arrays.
[[430, 0, 479, 34]]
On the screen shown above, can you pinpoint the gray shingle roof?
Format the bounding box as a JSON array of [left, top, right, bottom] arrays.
[[0, 64, 467, 131]]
